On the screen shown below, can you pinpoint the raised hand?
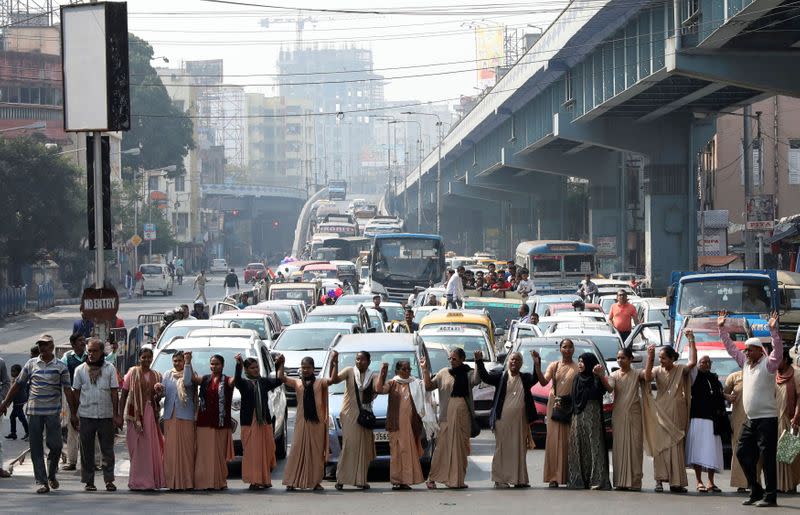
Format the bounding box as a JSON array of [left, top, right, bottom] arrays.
[[530, 350, 541, 367], [684, 329, 695, 341], [768, 311, 779, 330], [234, 353, 243, 363], [592, 364, 605, 377], [184, 351, 193, 363], [717, 310, 728, 328], [474, 350, 484, 362], [380, 362, 389, 375], [331, 350, 339, 362], [275, 354, 285, 367], [419, 356, 428, 371], [647, 343, 656, 356]]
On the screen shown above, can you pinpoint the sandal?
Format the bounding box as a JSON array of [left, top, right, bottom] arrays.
[[313, 484, 324, 491], [36, 485, 50, 494], [359, 484, 370, 490], [0, 469, 11, 478], [426, 481, 437, 490], [335, 483, 344, 491], [655, 483, 664, 493], [105, 482, 117, 492], [696, 484, 708, 493], [285, 486, 296, 491], [549, 481, 559, 488], [48, 479, 59, 490], [85, 484, 97, 492], [708, 485, 721, 493], [248, 484, 260, 491], [513, 484, 530, 489], [494, 482, 510, 489]]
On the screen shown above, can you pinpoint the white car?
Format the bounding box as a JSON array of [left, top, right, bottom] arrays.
[[154, 319, 227, 349], [139, 263, 174, 296], [210, 258, 228, 274], [151, 336, 289, 459], [211, 311, 279, 344], [504, 320, 544, 352], [547, 321, 626, 370], [636, 297, 670, 343]]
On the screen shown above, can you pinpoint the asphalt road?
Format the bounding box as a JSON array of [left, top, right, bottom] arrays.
[[1, 282, 799, 513]]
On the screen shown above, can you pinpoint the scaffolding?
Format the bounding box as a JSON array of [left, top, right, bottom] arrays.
[[1, 0, 58, 28]]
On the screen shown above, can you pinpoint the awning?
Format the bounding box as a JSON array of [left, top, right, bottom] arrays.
[[766, 224, 799, 245], [697, 255, 738, 268]]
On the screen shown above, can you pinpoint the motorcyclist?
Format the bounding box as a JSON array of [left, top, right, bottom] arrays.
[[191, 300, 208, 320]]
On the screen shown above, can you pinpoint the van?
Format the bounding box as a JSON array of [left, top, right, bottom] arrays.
[[138, 263, 174, 296]]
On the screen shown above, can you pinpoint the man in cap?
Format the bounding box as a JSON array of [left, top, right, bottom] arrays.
[[718, 310, 783, 508], [0, 335, 73, 493]]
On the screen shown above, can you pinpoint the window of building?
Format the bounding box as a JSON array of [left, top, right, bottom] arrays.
[[789, 139, 800, 185], [175, 175, 185, 192], [177, 213, 189, 235], [148, 176, 160, 191]]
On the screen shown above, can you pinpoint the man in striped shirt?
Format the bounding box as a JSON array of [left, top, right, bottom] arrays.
[[0, 335, 73, 494]]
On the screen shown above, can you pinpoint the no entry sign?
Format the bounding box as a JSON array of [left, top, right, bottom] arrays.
[[80, 286, 120, 321]]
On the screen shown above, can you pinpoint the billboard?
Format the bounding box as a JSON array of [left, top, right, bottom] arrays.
[[475, 26, 504, 89], [746, 194, 775, 231]]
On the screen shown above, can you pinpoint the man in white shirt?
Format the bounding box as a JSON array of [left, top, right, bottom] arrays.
[[445, 267, 464, 309], [719, 310, 782, 508]]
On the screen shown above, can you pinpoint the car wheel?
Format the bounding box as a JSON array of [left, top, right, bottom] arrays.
[[275, 407, 288, 459]]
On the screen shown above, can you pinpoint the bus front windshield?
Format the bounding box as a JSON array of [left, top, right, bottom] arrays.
[[372, 238, 443, 283], [563, 254, 595, 274], [678, 279, 772, 315]]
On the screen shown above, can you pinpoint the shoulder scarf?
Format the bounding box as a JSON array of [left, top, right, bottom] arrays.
[[302, 375, 320, 423], [392, 375, 439, 438], [246, 373, 267, 426], [125, 367, 162, 432], [353, 367, 375, 409], [448, 363, 472, 398]]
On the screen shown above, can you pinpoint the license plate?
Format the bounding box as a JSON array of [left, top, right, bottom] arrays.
[[374, 431, 390, 442]]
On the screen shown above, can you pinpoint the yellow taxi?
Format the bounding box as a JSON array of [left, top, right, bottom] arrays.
[[418, 309, 500, 349]]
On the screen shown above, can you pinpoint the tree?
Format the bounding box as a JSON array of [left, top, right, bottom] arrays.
[[112, 179, 177, 257], [123, 34, 194, 175], [0, 138, 84, 284]]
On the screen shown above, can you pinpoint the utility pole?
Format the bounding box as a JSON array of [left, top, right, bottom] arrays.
[[743, 104, 755, 269]]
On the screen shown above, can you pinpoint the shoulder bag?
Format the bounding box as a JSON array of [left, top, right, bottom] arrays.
[[549, 362, 573, 423], [354, 375, 377, 429]]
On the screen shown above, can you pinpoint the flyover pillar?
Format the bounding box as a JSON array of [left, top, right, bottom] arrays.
[[588, 154, 625, 275], [533, 174, 566, 241]]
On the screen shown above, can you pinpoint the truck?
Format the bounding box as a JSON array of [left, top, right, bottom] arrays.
[[328, 180, 347, 201], [667, 270, 779, 344]]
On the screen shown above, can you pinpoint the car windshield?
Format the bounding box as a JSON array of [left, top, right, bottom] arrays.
[[427, 347, 449, 372], [515, 342, 598, 374], [270, 309, 293, 326], [222, 318, 267, 340], [248, 264, 265, 270], [419, 334, 490, 358], [646, 307, 669, 325], [532, 256, 560, 273], [462, 301, 518, 329], [336, 295, 373, 305], [305, 313, 360, 325], [368, 314, 384, 331], [303, 269, 338, 281], [153, 348, 247, 377], [156, 323, 216, 348], [372, 238, 442, 283], [676, 329, 748, 349], [535, 299, 576, 318], [678, 279, 771, 315], [384, 306, 405, 321], [141, 265, 162, 275], [273, 328, 346, 351], [579, 335, 620, 361], [564, 254, 594, 274], [329, 351, 420, 394], [271, 289, 313, 304]]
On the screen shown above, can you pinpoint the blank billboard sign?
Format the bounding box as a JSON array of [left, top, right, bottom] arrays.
[[61, 2, 130, 132]]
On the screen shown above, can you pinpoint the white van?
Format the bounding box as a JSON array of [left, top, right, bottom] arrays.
[[139, 263, 174, 296]]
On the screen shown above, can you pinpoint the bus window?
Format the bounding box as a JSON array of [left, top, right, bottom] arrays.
[[564, 255, 594, 274], [532, 256, 560, 273]]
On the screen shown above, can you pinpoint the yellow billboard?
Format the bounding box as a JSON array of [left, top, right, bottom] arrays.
[[475, 26, 504, 89]]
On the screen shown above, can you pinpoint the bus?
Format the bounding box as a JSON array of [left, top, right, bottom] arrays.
[[310, 237, 371, 262], [668, 269, 778, 344], [328, 180, 347, 200], [316, 221, 358, 238], [515, 240, 596, 294], [369, 233, 446, 303]]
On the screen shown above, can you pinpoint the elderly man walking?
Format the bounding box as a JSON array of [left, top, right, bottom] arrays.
[[70, 338, 122, 492], [0, 335, 73, 493], [718, 310, 782, 508]]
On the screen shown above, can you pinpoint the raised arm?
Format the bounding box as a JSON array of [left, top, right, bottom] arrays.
[[717, 311, 746, 367], [234, 354, 245, 390], [765, 311, 783, 374], [328, 351, 340, 384], [183, 352, 203, 386], [596, 365, 613, 393], [531, 350, 547, 386], [474, 351, 500, 387], [643, 344, 656, 382], [375, 362, 391, 394], [684, 329, 697, 372], [419, 356, 436, 391]]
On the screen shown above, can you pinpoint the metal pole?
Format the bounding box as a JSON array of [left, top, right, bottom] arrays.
[[134, 168, 139, 272], [436, 122, 442, 235], [758, 235, 764, 268], [743, 105, 755, 268], [92, 131, 107, 340], [148, 171, 153, 262]]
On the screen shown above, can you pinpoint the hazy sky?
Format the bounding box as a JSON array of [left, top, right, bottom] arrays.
[[116, 0, 568, 107]]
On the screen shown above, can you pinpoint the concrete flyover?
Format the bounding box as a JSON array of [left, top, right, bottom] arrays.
[[201, 183, 307, 264], [391, 0, 800, 289]]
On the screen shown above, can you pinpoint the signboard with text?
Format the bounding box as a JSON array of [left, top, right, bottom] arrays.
[[143, 223, 156, 241], [746, 194, 775, 231], [80, 286, 119, 321]]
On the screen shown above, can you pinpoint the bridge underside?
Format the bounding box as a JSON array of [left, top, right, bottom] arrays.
[[393, 0, 800, 290]]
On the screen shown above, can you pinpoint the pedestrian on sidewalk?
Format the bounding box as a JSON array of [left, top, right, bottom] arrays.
[[61, 332, 87, 471], [72, 309, 94, 338], [0, 356, 10, 478], [719, 310, 783, 507], [125, 270, 133, 299], [70, 338, 121, 492], [224, 268, 239, 298], [0, 335, 73, 493], [5, 364, 29, 441]]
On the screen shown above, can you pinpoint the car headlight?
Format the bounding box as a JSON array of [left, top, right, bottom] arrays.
[[232, 399, 241, 411]]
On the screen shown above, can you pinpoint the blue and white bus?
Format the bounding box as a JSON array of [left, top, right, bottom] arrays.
[[515, 240, 597, 294], [328, 180, 347, 201], [369, 233, 446, 303]]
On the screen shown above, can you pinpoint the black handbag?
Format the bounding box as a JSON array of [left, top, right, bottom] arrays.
[[550, 395, 573, 424], [354, 376, 377, 429]]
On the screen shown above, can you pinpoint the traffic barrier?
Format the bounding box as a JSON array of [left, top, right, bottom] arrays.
[[0, 286, 27, 317], [36, 282, 55, 311]]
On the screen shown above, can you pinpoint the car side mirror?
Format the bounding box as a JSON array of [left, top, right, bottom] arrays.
[[631, 354, 643, 363], [367, 327, 377, 333], [494, 328, 505, 337], [496, 352, 507, 363], [632, 342, 646, 352]]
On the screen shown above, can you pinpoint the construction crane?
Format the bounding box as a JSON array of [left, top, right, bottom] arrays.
[[260, 11, 320, 47]]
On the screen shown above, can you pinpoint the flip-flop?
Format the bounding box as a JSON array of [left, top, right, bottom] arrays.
[[105, 483, 117, 492], [85, 484, 97, 492], [696, 484, 708, 493], [655, 484, 664, 493], [425, 481, 437, 490], [708, 485, 721, 493]]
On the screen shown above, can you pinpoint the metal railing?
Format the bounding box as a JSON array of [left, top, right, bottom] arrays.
[[37, 282, 55, 311], [0, 286, 27, 317]]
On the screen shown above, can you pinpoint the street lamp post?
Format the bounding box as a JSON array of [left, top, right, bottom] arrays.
[[402, 111, 444, 234], [389, 119, 422, 222], [140, 164, 177, 263]]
